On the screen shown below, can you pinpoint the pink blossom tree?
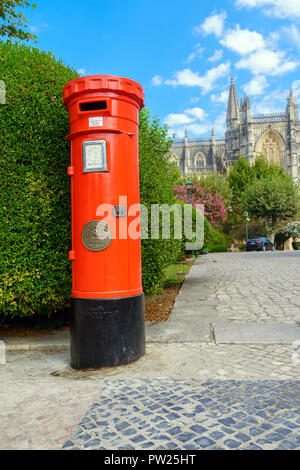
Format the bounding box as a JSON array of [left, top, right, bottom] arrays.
[[174, 183, 227, 226]]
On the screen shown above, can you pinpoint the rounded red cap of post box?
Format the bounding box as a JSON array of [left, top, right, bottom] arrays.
[[63, 75, 145, 110]]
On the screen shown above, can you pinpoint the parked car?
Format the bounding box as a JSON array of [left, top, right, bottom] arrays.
[[246, 237, 275, 252]]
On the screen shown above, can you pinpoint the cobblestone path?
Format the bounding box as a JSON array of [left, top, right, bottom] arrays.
[[1, 252, 300, 450]]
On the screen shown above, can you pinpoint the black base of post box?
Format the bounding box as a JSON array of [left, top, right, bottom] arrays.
[[70, 294, 145, 370]]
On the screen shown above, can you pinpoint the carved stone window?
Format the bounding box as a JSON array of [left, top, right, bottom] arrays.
[[195, 153, 206, 171], [170, 153, 179, 166], [256, 131, 284, 165]]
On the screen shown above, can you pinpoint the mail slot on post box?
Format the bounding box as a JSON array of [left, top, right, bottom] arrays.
[[63, 75, 145, 370]]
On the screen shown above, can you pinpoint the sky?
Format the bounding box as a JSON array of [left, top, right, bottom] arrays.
[[22, 0, 300, 139]]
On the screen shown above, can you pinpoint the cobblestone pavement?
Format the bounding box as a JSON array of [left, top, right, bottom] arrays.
[[202, 251, 300, 323], [63, 379, 300, 450], [1, 252, 300, 450]]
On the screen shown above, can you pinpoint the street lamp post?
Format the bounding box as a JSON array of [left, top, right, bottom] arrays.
[[244, 211, 249, 241], [185, 180, 193, 204], [185, 180, 195, 257]]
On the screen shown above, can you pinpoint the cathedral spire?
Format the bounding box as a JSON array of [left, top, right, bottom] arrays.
[[286, 88, 298, 120], [226, 77, 240, 127], [244, 92, 250, 109], [287, 88, 294, 108]]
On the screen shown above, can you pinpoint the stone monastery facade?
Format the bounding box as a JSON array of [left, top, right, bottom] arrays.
[[170, 78, 300, 183]]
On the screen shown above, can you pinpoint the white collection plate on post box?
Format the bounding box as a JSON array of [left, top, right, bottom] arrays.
[[82, 140, 107, 173]]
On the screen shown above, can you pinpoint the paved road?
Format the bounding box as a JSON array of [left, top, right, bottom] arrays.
[[1, 252, 300, 450]]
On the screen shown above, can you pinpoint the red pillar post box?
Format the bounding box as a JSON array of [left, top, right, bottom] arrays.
[[63, 75, 145, 369]]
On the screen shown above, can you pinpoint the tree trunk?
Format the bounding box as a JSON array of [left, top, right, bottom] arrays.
[[269, 217, 277, 244], [269, 232, 275, 244]]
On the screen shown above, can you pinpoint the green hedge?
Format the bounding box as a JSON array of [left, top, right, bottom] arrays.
[[139, 109, 183, 294], [0, 42, 78, 318]]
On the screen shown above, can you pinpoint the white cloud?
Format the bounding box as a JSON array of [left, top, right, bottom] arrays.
[[164, 105, 211, 138], [186, 123, 211, 135], [163, 113, 195, 127], [169, 112, 226, 138], [165, 62, 231, 94], [292, 80, 300, 100], [185, 44, 205, 63], [213, 112, 227, 135], [288, 24, 300, 43], [190, 97, 200, 104], [282, 24, 300, 50], [77, 68, 86, 75], [194, 11, 227, 37], [266, 31, 280, 48], [165, 105, 226, 138], [167, 128, 185, 139], [152, 75, 163, 86], [164, 107, 206, 128], [186, 52, 197, 63], [243, 75, 268, 95], [236, 49, 299, 76], [207, 49, 223, 62], [251, 88, 289, 114], [184, 107, 207, 120], [220, 26, 265, 55], [235, 0, 300, 19], [166, 111, 227, 138], [211, 90, 229, 104]]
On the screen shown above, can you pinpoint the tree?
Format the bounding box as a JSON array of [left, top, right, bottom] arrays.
[[0, 0, 36, 41], [174, 182, 227, 226], [242, 175, 300, 242], [227, 156, 253, 204], [252, 155, 285, 180], [180, 172, 232, 209], [228, 155, 285, 207], [227, 155, 294, 234]]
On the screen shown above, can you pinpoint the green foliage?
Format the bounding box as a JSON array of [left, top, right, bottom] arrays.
[[227, 155, 300, 241], [199, 217, 233, 252], [202, 216, 216, 249], [0, 1, 36, 41], [230, 220, 267, 241], [252, 155, 285, 180], [242, 175, 300, 235], [175, 199, 225, 253], [227, 156, 253, 202], [227, 155, 286, 214], [208, 245, 228, 253], [139, 109, 183, 295], [139, 109, 180, 207], [0, 42, 79, 318], [237, 244, 246, 252]]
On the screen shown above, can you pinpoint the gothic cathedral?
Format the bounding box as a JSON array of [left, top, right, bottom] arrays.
[[170, 78, 300, 183]]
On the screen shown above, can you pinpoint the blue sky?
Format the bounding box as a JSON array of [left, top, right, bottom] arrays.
[[24, 0, 300, 138]]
